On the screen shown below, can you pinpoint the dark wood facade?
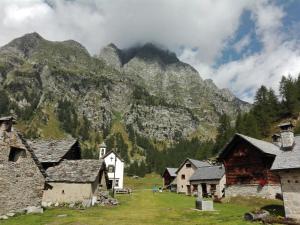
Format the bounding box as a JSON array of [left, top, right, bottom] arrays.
[[219, 137, 280, 186], [162, 170, 173, 187]]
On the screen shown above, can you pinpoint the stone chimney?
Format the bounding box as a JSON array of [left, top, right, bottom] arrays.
[[272, 133, 281, 147], [278, 121, 295, 150], [0, 116, 15, 137]]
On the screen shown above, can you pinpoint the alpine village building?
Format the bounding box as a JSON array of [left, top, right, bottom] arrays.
[[218, 133, 282, 199], [43, 159, 107, 205], [0, 116, 109, 216], [189, 165, 226, 198], [162, 167, 178, 191], [271, 122, 300, 220], [0, 117, 46, 216], [176, 158, 211, 195], [99, 142, 125, 190]]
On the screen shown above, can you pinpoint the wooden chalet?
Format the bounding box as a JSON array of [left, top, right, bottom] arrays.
[[162, 167, 177, 191], [218, 133, 282, 199]]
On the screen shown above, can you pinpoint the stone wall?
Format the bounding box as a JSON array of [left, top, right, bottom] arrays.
[[279, 170, 300, 220], [0, 131, 45, 215], [43, 182, 95, 203], [225, 184, 281, 199], [190, 175, 226, 198], [176, 163, 197, 194]]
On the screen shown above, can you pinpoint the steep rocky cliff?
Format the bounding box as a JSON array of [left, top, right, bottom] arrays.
[[0, 33, 250, 146]]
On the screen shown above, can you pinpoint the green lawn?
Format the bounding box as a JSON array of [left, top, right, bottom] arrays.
[[1, 175, 284, 225]]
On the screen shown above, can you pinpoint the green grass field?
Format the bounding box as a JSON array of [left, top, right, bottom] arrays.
[[1, 174, 284, 225]]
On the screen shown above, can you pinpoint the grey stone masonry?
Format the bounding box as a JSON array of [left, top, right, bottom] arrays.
[[279, 170, 300, 220], [225, 184, 281, 199], [0, 129, 45, 216]]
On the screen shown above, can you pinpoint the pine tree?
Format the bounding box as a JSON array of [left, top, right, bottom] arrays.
[[280, 75, 299, 116], [213, 114, 235, 154]]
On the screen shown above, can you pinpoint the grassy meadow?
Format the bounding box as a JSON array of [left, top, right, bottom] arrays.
[[1, 174, 284, 225]]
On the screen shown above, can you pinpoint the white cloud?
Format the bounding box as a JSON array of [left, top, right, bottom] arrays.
[[233, 34, 251, 54], [0, 0, 299, 102]]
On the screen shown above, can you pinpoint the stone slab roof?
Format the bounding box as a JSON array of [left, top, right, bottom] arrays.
[[166, 168, 177, 177], [176, 158, 211, 174], [271, 136, 300, 170], [188, 158, 211, 168], [29, 138, 77, 163], [0, 116, 15, 122], [17, 132, 47, 177], [189, 165, 225, 181], [46, 159, 104, 183], [218, 133, 281, 159]]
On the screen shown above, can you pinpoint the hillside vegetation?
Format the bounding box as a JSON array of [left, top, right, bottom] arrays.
[[0, 33, 251, 175]]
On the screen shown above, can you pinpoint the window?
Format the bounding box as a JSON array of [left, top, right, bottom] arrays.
[[115, 179, 119, 187], [8, 147, 26, 162], [186, 163, 191, 168], [108, 165, 115, 173], [100, 149, 105, 157], [181, 174, 185, 180]]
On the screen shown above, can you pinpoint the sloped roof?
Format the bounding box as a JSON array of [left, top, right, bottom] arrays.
[[102, 149, 124, 162], [0, 116, 15, 122], [46, 159, 104, 183], [165, 168, 177, 177], [218, 133, 281, 159], [271, 136, 300, 170], [17, 132, 47, 178], [189, 165, 225, 181], [188, 158, 211, 167], [100, 142, 107, 148], [176, 158, 211, 173], [29, 138, 78, 163]]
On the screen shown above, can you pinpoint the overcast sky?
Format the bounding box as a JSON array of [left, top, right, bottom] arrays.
[[0, 0, 299, 102]]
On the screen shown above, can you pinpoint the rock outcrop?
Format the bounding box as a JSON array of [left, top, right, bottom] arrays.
[[0, 33, 250, 144]]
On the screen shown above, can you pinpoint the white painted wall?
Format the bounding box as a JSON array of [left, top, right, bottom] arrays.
[[103, 152, 124, 189]]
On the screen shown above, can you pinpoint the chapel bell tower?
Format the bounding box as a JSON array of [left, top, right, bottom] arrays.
[[99, 142, 107, 159]]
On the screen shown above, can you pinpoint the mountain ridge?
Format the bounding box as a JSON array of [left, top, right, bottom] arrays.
[[0, 33, 250, 158]]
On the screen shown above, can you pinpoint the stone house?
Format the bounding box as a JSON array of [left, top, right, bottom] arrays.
[[218, 133, 282, 199], [0, 116, 46, 216], [189, 165, 226, 198], [29, 138, 81, 170], [162, 167, 177, 191], [271, 122, 300, 221], [100, 143, 124, 190], [43, 159, 108, 205], [176, 158, 211, 195]]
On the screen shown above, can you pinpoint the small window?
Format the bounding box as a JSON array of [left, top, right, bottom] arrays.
[[8, 147, 26, 162], [186, 163, 191, 168], [181, 174, 185, 180], [115, 179, 119, 187], [108, 165, 115, 173]]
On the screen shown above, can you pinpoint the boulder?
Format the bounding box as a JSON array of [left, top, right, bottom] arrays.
[[0, 215, 8, 220], [6, 212, 15, 217], [26, 206, 43, 214]]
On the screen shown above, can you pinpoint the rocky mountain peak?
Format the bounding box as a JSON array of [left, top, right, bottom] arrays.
[[0, 32, 44, 58], [98, 43, 123, 68]]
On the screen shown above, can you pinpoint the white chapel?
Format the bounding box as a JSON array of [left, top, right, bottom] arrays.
[[99, 142, 124, 189]]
